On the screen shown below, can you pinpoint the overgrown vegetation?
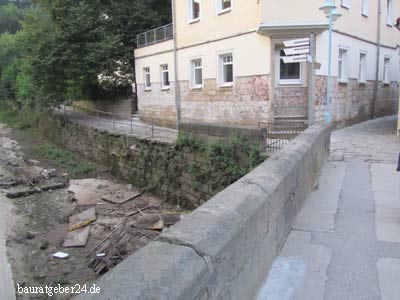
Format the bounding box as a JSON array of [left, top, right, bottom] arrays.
[[36, 144, 94, 177], [0, 0, 172, 108], [177, 132, 265, 191]]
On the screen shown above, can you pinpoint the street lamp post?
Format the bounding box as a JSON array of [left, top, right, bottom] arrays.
[[319, 0, 342, 124]]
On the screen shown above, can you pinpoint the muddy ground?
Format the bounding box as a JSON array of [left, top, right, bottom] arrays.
[[0, 123, 186, 300]]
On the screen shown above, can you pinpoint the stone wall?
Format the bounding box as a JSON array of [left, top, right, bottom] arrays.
[[180, 75, 271, 127], [273, 86, 308, 118], [40, 114, 263, 209], [314, 76, 399, 126], [73, 99, 134, 117], [73, 122, 332, 300]]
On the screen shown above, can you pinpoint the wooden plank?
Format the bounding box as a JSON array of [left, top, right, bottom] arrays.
[[69, 207, 96, 231], [101, 190, 142, 204], [63, 226, 91, 247]]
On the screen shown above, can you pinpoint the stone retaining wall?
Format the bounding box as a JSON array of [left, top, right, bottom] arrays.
[[40, 115, 263, 209], [73, 122, 332, 300]]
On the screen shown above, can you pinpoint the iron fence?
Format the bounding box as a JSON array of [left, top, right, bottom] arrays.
[[136, 23, 173, 48], [259, 121, 308, 153], [54, 104, 178, 141]]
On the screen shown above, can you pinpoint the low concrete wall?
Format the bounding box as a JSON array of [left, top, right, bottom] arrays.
[[74, 123, 331, 300]]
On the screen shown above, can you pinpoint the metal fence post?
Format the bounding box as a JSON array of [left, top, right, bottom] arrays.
[[151, 118, 154, 138], [112, 113, 115, 129], [130, 117, 133, 133], [73, 105, 76, 113], [97, 111, 99, 126]]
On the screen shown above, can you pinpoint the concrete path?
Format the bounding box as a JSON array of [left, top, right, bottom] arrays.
[[0, 125, 17, 300], [256, 116, 400, 300]]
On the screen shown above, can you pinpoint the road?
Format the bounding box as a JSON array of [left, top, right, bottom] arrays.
[[256, 116, 400, 300]]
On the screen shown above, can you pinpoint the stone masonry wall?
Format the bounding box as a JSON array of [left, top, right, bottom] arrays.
[[314, 76, 399, 126], [273, 86, 308, 118], [74, 122, 332, 300], [179, 75, 271, 126], [40, 114, 262, 209]]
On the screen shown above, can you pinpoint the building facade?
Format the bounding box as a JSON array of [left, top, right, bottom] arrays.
[[134, 0, 400, 128]]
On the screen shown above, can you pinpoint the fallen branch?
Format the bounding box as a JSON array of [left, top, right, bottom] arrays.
[[6, 182, 67, 198]]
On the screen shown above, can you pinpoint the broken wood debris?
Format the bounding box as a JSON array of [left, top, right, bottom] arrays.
[[101, 190, 143, 204], [63, 226, 91, 248], [6, 182, 67, 198], [69, 207, 96, 231]]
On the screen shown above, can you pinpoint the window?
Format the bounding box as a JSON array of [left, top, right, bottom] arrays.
[[188, 0, 200, 23], [144, 67, 151, 90], [340, 0, 351, 8], [383, 57, 391, 84], [217, 0, 232, 14], [338, 47, 349, 83], [219, 53, 234, 86], [161, 64, 170, 89], [387, 0, 393, 25], [359, 52, 367, 83], [278, 49, 302, 85], [361, 0, 368, 16], [191, 59, 203, 88]]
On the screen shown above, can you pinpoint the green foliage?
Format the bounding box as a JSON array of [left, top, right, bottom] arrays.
[[0, 4, 24, 34], [177, 132, 205, 151], [36, 144, 94, 177]]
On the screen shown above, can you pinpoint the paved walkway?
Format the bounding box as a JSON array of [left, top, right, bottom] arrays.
[[256, 116, 400, 300], [58, 107, 178, 144]]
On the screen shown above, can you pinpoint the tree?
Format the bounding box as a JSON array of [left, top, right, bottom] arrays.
[[0, 4, 24, 33]]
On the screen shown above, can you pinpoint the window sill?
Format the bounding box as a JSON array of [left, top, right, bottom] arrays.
[[358, 81, 366, 86], [341, 4, 350, 9], [382, 82, 391, 86], [144, 88, 152, 92], [161, 86, 170, 91], [191, 85, 203, 90], [386, 23, 393, 28], [361, 13, 368, 18], [219, 83, 234, 88], [338, 80, 348, 85], [278, 80, 303, 86], [189, 18, 200, 24], [217, 8, 232, 15]]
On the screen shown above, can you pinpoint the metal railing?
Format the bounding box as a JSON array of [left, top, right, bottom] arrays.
[[54, 104, 177, 141], [136, 23, 173, 48], [259, 121, 307, 153]]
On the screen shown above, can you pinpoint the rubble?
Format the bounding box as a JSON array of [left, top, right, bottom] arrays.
[[69, 207, 96, 231]]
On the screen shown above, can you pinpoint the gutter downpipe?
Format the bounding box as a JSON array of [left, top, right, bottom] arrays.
[[171, 0, 181, 129], [373, 0, 382, 119]]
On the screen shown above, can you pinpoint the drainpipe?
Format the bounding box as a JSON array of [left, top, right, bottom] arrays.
[[171, 0, 181, 129], [373, 0, 382, 119]]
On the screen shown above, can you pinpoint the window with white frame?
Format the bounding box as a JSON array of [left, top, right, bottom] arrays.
[[361, 0, 369, 16], [387, 0, 393, 25], [359, 52, 367, 83], [161, 64, 170, 89], [340, 0, 351, 8], [383, 57, 391, 84], [144, 67, 151, 90], [188, 0, 200, 22], [338, 47, 349, 83], [217, 0, 232, 14], [219, 53, 234, 86], [278, 49, 302, 85], [191, 59, 203, 88]]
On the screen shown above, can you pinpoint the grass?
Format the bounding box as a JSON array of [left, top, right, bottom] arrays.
[[36, 144, 94, 177]]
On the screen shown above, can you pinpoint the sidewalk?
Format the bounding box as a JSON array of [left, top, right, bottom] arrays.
[[256, 116, 400, 300]]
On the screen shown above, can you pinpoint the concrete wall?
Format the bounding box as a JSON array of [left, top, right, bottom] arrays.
[[74, 122, 332, 300]]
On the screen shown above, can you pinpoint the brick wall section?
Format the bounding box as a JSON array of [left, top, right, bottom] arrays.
[[137, 82, 177, 127], [73, 123, 332, 300], [40, 115, 258, 209], [273, 86, 308, 117], [180, 75, 271, 126], [314, 75, 398, 126]]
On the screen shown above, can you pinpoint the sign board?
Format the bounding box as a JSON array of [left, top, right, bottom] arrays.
[[282, 54, 308, 64], [283, 46, 310, 56], [283, 37, 310, 48]]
